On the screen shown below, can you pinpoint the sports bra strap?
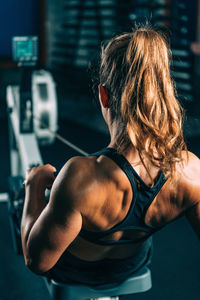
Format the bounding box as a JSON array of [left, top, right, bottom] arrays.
[[79, 147, 167, 245], [89, 148, 137, 199]]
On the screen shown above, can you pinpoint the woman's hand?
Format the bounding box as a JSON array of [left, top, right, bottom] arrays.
[[25, 164, 57, 190]]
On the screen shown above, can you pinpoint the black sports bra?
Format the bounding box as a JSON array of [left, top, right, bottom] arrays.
[[79, 148, 168, 245]]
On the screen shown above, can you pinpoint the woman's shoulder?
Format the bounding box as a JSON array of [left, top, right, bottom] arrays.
[[176, 151, 200, 207], [53, 156, 106, 213], [179, 151, 200, 183], [56, 156, 99, 190]]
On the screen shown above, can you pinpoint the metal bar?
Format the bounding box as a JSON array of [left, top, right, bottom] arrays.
[[33, 115, 88, 156]]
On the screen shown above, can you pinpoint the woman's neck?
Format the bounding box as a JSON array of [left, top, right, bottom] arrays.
[[107, 118, 126, 146], [106, 117, 160, 185]]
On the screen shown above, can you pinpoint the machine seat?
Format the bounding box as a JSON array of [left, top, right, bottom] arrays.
[[44, 266, 152, 300]]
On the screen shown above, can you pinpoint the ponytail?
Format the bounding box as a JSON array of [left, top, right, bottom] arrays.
[[100, 26, 187, 182]]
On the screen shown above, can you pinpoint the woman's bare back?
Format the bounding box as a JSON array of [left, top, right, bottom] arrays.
[[67, 150, 200, 262], [20, 149, 200, 274]]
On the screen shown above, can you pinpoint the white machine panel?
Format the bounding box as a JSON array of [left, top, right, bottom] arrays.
[[7, 86, 43, 177], [32, 69, 58, 145]]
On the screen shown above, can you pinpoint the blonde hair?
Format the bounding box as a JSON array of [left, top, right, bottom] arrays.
[[100, 25, 187, 181]]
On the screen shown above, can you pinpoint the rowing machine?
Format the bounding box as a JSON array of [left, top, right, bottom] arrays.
[[7, 36, 58, 253]]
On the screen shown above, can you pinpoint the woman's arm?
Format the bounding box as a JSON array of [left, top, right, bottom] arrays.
[[185, 202, 200, 239], [181, 152, 200, 239], [21, 158, 91, 274], [21, 164, 56, 258]]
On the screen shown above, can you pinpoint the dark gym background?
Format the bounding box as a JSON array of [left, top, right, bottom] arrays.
[[0, 1, 199, 299]]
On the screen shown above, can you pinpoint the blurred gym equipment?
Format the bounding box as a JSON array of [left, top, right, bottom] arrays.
[[7, 35, 58, 254]]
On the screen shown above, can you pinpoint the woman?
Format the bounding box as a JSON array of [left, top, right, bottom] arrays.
[[21, 26, 200, 286]]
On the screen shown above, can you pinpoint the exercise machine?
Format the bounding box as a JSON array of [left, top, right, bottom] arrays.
[[7, 35, 58, 254]]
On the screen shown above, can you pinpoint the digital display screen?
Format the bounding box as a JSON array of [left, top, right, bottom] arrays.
[[12, 36, 38, 63], [15, 40, 34, 59]]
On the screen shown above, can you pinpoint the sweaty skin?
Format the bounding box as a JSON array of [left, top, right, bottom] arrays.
[[21, 86, 200, 274], [21, 150, 200, 274]]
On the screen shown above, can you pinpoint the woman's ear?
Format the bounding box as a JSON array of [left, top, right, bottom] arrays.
[[98, 84, 109, 108]]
